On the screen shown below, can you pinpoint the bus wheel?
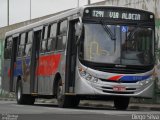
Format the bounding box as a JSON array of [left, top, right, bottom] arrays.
[[16, 80, 25, 104], [16, 80, 35, 105], [114, 97, 130, 110], [56, 80, 80, 108], [26, 95, 35, 105]]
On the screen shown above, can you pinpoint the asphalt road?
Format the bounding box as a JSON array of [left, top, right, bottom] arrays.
[[0, 101, 160, 120]]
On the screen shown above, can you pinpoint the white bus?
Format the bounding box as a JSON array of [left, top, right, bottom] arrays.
[[2, 5, 155, 110]]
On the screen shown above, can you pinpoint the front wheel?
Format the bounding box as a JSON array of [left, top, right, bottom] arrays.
[[114, 97, 130, 110], [56, 80, 80, 108]]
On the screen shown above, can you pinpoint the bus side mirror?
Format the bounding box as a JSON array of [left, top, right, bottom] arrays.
[[75, 17, 83, 45]]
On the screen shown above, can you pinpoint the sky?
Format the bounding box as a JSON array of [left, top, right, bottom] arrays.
[[0, 0, 105, 27]]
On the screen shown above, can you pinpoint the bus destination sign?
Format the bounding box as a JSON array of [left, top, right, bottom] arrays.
[[84, 8, 154, 21], [92, 10, 141, 20]]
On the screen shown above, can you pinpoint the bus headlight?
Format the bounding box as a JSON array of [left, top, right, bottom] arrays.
[[86, 74, 92, 81], [78, 67, 99, 83], [93, 78, 98, 83], [137, 77, 153, 86], [80, 70, 86, 77]]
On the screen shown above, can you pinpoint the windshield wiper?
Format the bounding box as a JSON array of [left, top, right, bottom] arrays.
[[100, 20, 116, 40], [127, 27, 140, 41]]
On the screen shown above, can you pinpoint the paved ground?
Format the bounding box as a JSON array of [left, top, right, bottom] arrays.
[[0, 100, 160, 120], [80, 100, 160, 111]]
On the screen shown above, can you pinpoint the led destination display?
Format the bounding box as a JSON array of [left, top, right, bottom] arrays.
[[84, 8, 154, 21]]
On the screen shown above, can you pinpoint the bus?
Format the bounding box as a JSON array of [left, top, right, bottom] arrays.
[[2, 5, 155, 110]]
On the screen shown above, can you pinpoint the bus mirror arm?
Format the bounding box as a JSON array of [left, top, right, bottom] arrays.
[[75, 17, 83, 46]]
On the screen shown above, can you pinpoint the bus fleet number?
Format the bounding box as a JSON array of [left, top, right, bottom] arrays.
[[92, 10, 104, 17]]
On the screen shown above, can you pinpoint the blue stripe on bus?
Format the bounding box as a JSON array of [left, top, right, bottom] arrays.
[[14, 57, 31, 76], [120, 75, 150, 82]]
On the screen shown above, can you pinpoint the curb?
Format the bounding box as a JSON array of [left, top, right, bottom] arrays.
[[79, 101, 160, 111], [0, 97, 15, 101]]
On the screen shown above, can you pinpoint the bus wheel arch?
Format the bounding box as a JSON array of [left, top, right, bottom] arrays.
[[53, 73, 62, 97], [16, 76, 24, 104], [53, 73, 80, 108], [53, 73, 67, 107], [16, 76, 35, 105]]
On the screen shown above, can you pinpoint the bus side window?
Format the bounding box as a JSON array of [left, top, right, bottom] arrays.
[[4, 37, 12, 59], [59, 20, 67, 35], [47, 23, 57, 52], [27, 31, 33, 43], [18, 33, 26, 57], [41, 26, 48, 53], [50, 23, 57, 38], [24, 31, 33, 56], [56, 20, 67, 51]]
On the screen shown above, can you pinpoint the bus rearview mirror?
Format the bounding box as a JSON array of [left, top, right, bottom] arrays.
[[75, 17, 83, 45], [75, 18, 83, 37]]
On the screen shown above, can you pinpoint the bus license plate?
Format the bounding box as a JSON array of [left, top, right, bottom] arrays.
[[113, 86, 126, 91]]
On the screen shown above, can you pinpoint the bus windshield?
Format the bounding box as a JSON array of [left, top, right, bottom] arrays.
[[80, 23, 154, 66]]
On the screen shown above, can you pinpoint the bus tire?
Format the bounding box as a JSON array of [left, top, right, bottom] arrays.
[[56, 80, 80, 108], [25, 95, 35, 105], [114, 97, 130, 110], [16, 80, 35, 105], [16, 80, 25, 104], [71, 96, 80, 107]]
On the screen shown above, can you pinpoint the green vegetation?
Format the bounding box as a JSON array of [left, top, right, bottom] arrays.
[[156, 19, 160, 26]]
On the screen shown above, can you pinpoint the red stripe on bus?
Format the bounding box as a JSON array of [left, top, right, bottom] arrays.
[[8, 63, 16, 77], [108, 75, 123, 81], [36, 53, 61, 76], [8, 69, 11, 77]]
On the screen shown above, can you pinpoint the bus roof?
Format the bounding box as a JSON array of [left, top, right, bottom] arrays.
[[5, 5, 154, 37], [5, 7, 81, 37]]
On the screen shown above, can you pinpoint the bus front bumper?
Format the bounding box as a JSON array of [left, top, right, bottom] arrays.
[[75, 74, 154, 98]]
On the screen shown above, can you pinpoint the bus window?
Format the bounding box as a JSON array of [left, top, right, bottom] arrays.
[[27, 31, 33, 43], [7, 37, 12, 48], [20, 33, 26, 45], [18, 46, 24, 57], [41, 40, 47, 52], [57, 36, 67, 50], [47, 38, 56, 51], [4, 37, 12, 59], [60, 20, 67, 35], [24, 31, 33, 56], [50, 23, 57, 38], [18, 33, 26, 57], [41, 26, 48, 53], [25, 44, 32, 56], [56, 20, 68, 51], [47, 23, 57, 52], [43, 26, 48, 40]]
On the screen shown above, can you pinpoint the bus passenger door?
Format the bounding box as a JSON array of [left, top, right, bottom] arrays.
[[65, 20, 78, 93], [30, 29, 41, 93], [10, 35, 19, 92]]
